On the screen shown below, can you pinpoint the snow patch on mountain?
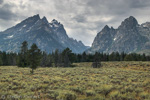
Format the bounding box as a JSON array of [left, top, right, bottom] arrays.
[[23, 25, 26, 27], [4, 35, 14, 39]]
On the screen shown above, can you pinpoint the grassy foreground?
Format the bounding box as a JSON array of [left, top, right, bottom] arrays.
[[0, 62, 150, 100]]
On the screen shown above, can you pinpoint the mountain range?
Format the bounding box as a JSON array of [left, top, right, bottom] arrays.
[[0, 15, 150, 54], [0, 14, 88, 53], [87, 16, 150, 54]]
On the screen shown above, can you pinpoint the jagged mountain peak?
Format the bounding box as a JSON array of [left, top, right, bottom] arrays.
[[125, 16, 138, 23], [78, 40, 85, 46], [141, 22, 150, 28], [25, 14, 40, 22], [49, 19, 63, 29], [33, 14, 40, 18], [119, 16, 138, 29], [2, 14, 41, 34], [51, 19, 60, 24], [42, 16, 49, 24], [129, 16, 136, 19], [103, 25, 110, 30], [111, 26, 115, 30], [87, 16, 150, 54], [0, 14, 87, 53], [101, 25, 110, 32]]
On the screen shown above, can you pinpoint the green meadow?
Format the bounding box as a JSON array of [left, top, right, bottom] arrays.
[[0, 62, 150, 100]]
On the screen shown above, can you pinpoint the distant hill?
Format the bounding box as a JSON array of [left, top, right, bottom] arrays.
[[0, 14, 88, 53], [87, 16, 150, 54]]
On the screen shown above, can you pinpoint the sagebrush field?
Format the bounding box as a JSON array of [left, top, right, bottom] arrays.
[[0, 62, 150, 100]]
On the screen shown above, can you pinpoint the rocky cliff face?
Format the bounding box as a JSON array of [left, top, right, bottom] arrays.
[[87, 16, 150, 54], [0, 14, 88, 53], [89, 25, 116, 53]]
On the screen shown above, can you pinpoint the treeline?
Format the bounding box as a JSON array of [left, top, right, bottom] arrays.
[[77, 52, 150, 62], [0, 41, 150, 67]]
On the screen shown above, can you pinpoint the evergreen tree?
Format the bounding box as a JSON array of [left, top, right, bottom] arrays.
[[54, 49, 59, 67], [62, 48, 72, 67], [8, 52, 17, 66], [120, 52, 125, 61], [137, 54, 142, 61], [41, 51, 48, 67], [92, 52, 101, 68], [2, 51, 8, 65], [0, 57, 2, 66], [41, 52, 53, 67], [47, 54, 53, 67], [18, 41, 29, 67], [81, 52, 87, 62], [28, 43, 41, 74], [86, 54, 94, 62], [0, 51, 3, 66], [62, 48, 76, 63], [77, 54, 82, 62], [0, 55, 2, 66], [124, 54, 134, 61], [58, 53, 63, 67], [115, 52, 120, 61], [102, 53, 108, 61], [64, 52, 71, 67], [109, 52, 115, 61], [142, 53, 146, 61]]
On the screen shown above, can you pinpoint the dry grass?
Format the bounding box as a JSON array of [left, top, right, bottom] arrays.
[[0, 61, 150, 100]]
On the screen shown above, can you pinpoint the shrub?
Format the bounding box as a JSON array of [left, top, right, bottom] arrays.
[[46, 90, 59, 99], [57, 91, 77, 100], [139, 92, 150, 99], [92, 96, 105, 100], [70, 87, 84, 94], [108, 90, 120, 99], [95, 85, 113, 96], [85, 90, 96, 97]]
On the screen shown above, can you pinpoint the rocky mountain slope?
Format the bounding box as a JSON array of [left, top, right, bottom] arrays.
[[0, 14, 88, 53], [87, 16, 150, 54]]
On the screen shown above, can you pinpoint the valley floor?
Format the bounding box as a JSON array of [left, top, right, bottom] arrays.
[[0, 62, 150, 100]]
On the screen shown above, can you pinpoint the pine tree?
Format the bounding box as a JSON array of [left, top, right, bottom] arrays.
[[8, 52, 17, 66], [54, 49, 59, 67], [109, 52, 116, 61], [47, 54, 53, 67], [64, 52, 71, 67], [81, 52, 87, 62], [124, 54, 133, 61], [2, 51, 8, 65], [77, 54, 82, 62], [120, 52, 125, 61], [0, 51, 3, 66], [40, 52, 52, 67], [115, 52, 120, 61], [0, 56, 2, 66], [58, 53, 63, 67], [62, 48, 72, 67], [18, 41, 29, 67], [92, 52, 101, 68], [28, 43, 41, 74], [41, 51, 48, 67], [142, 53, 146, 61]]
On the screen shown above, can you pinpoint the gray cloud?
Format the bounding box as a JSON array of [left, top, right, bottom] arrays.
[[0, 0, 150, 46], [73, 14, 87, 23], [0, 0, 3, 4], [0, 4, 18, 20]]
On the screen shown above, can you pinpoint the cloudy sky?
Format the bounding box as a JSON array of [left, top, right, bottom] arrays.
[[0, 0, 150, 46]]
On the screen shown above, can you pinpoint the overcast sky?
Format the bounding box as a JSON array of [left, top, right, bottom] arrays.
[[0, 0, 150, 46]]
